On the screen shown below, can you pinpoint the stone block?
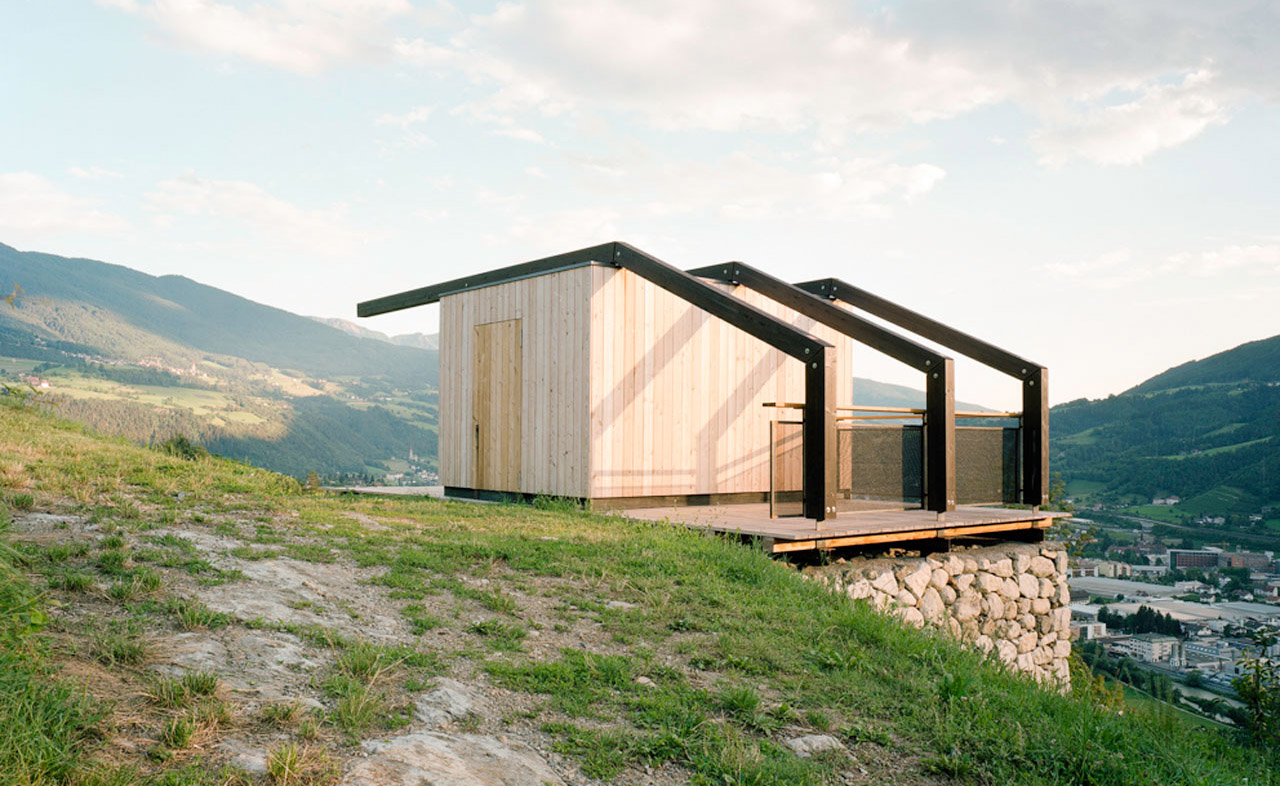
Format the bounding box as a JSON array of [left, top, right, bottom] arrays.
[[903, 564, 933, 598], [899, 607, 925, 628], [930, 568, 950, 590], [1030, 556, 1056, 577], [977, 572, 1004, 593], [1015, 552, 1032, 574], [955, 573, 976, 592], [1052, 607, 1071, 631], [986, 594, 1005, 620], [1001, 578, 1021, 600], [1018, 573, 1040, 599], [940, 585, 957, 604], [1054, 639, 1072, 658], [871, 572, 899, 596], [992, 558, 1014, 578], [895, 589, 917, 608], [1031, 598, 1051, 615], [847, 579, 872, 600], [1039, 578, 1055, 598], [997, 639, 1018, 664], [919, 587, 944, 624], [954, 596, 981, 621]]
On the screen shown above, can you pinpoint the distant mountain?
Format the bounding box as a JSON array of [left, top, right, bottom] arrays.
[[310, 316, 438, 350], [0, 243, 436, 387], [1052, 334, 1280, 517], [1128, 335, 1280, 394], [852, 377, 992, 413], [0, 242, 438, 479]]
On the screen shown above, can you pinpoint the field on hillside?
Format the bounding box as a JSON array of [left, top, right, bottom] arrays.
[[1, 403, 1277, 785], [2, 355, 439, 481]]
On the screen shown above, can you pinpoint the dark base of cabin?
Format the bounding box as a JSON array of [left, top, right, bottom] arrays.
[[442, 487, 771, 510]]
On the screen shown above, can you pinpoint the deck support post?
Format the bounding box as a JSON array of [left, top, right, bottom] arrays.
[[803, 345, 837, 521], [925, 358, 956, 513], [1022, 367, 1049, 506]]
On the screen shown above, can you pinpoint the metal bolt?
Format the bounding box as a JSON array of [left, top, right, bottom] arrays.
[[932, 373, 938, 379], [804, 348, 810, 354], [1029, 380, 1035, 386], [811, 362, 818, 368]]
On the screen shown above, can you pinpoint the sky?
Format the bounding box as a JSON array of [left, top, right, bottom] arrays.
[[2, 0, 1278, 409]]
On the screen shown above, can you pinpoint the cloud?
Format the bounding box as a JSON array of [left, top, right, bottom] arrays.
[[566, 149, 945, 221], [1171, 244, 1280, 277], [375, 104, 434, 149], [425, 0, 1010, 137], [413, 0, 1275, 162], [0, 172, 129, 236], [1031, 68, 1229, 166], [146, 174, 359, 254], [109, 0, 414, 73], [103, 1, 1280, 164], [1047, 243, 1280, 290]]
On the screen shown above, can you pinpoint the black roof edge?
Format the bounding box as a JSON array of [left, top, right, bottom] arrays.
[[688, 261, 948, 372], [357, 242, 615, 318], [358, 241, 831, 363], [794, 277, 1042, 380]]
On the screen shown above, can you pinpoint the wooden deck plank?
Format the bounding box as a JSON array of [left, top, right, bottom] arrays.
[[623, 503, 1064, 550]]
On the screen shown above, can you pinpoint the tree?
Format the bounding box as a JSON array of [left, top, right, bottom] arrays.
[[1233, 628, 1280, 747]]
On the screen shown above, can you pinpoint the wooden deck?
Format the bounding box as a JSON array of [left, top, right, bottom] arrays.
[[624, 502, 1066, 553]]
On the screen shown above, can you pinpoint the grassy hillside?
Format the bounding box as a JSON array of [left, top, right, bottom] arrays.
[[0, 242, 438, 480], [1, 401, 1276, 785], [1052, 335, 1280, 522]]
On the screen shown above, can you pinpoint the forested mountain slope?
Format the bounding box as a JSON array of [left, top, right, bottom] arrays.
[[1051, 335, 1280, 515]]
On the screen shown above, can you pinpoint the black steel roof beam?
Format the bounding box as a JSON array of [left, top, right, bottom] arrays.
[[688, 262, 948, 372], [794, 277, 1042, 380], [612, 244, 828, 362], [357, 243, 615, 317]]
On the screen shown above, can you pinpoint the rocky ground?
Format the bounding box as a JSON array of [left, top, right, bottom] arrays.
[[12, 502, 928, 786]]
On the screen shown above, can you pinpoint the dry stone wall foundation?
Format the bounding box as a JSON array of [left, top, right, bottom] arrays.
[[803, 541, 1071, 688]]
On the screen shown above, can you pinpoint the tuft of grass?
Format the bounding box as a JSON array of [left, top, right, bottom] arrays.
[[167, 598, 233, 630], [401, 602, 443, 634], [266, 742, 335, 785], [49, 569, 94, 592], [94, 549, 130, 576], [89, 622, 147, 666], [260, 700, 304, 728], [466, 620, 527, 651], [106, 568, 163, 601], [7, 492, 34, 511], [158, 715, 196, 750]]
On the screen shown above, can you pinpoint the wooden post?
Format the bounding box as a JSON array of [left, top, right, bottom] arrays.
[[925, 358, 956, 513], [1022, 367, 1049, 506], [803, 346, 837, 521]]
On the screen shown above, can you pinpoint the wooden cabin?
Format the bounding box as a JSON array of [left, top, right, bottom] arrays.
[[359, 242, 1049, 526]]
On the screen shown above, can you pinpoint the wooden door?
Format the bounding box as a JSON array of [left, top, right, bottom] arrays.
[[473, 319, 522, 491]]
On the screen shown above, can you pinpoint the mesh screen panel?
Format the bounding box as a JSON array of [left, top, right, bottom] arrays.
[[769, 420, 805, 517], [955, 427, 1019, 504], [842, 424, 923, 505]]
